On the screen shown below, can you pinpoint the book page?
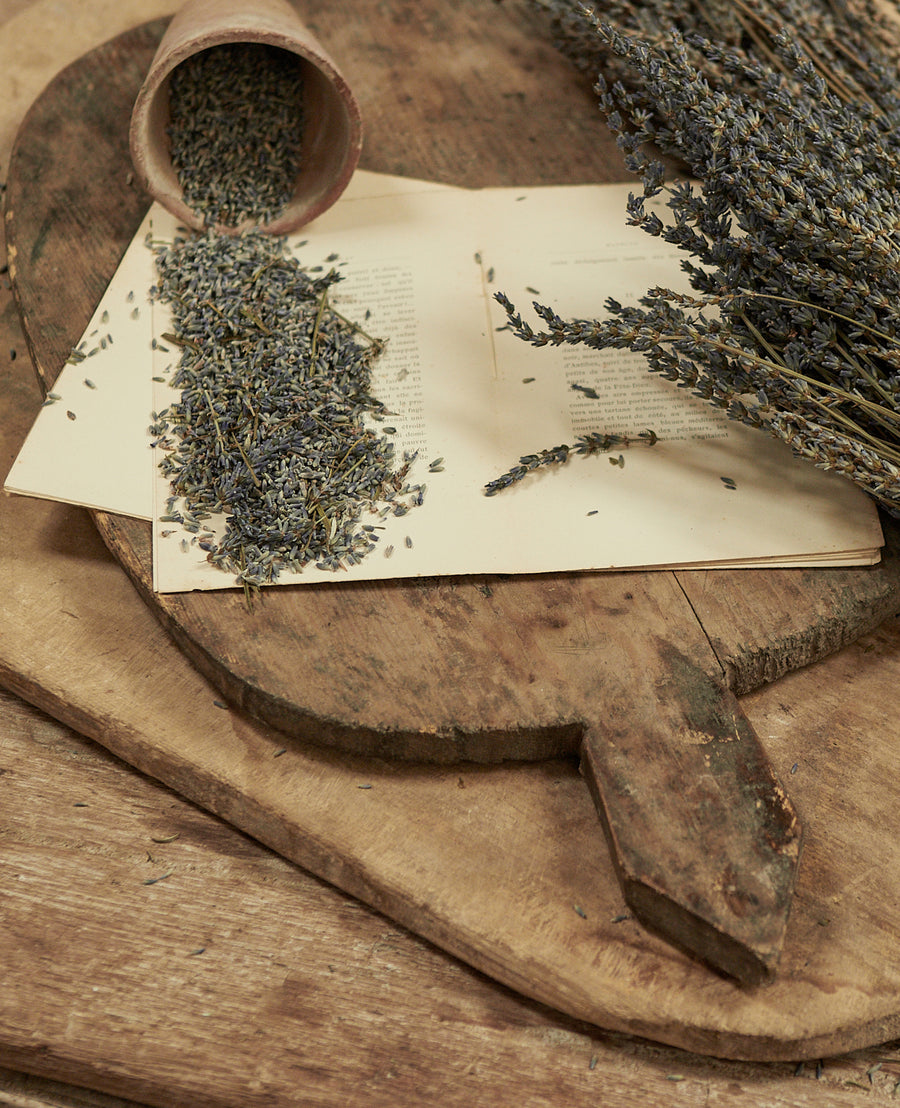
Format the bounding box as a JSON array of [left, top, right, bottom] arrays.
[[151, 185, 488, 591], [3, 173, 457, 522], [151, 180, 882, 592], [474, 185, 883, 570], [3, 208, 157, 519], [3, 171, 881, 590]]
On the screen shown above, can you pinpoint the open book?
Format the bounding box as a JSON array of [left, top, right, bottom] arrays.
[[5, 172, 883, 592]]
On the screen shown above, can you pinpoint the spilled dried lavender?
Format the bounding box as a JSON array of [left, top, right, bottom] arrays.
[[504, 0, 900, 514], [151, 45, 417, 589], [151, 231, 418, 587], [167, 42, 306, 229]]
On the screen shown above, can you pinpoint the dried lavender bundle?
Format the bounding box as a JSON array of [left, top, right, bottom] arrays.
[[167, 42, 306, 229], [533, 0, 900, 109], [151, 230, 419, 587], [500, 8, 900, 514]]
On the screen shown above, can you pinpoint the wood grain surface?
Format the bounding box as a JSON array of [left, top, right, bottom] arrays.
[[8, 0, 900, 986], [2, 676, 900, 1108], [4, 1, 900, 1104], [0, 5, 806, 995]]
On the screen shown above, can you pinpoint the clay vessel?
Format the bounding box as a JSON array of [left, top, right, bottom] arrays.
[[129, 0, 363, 233]]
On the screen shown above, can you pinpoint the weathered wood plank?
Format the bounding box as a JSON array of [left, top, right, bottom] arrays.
[[5, 627, 900, 1105], [4, 0, 900, 1079], [581, 632, 802, 985], [675, 516, 900, 696]]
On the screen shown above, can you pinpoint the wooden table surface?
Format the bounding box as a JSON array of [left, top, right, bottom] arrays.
[[3, 1, 900, 1105]]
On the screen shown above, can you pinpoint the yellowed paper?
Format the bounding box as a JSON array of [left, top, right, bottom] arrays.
[[149, 180, 882, 592], [4, 174, 455, 521], [4, 208, 156, 519], [4, 172, 882, 590]]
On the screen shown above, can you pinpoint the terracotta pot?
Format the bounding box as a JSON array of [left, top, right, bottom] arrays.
[[129, 0, 363, 234]]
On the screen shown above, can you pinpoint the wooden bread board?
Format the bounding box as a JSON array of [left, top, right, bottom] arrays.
[[4, 2, 900, 1059]]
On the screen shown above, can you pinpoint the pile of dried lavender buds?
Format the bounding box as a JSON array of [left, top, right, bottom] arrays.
[[151, 44, 419, 588]]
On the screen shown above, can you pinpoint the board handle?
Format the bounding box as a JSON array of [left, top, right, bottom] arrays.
[[579, 638, 803, 985]]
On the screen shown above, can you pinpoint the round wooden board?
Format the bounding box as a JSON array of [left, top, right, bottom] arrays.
[[6, 1, 900, 1061], [6, 10, 900, 765]]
